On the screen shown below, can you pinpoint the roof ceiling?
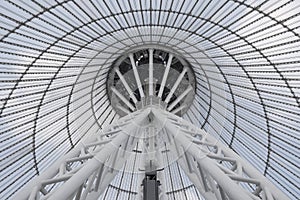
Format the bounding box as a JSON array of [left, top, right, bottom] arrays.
[[0, 0, 299, 199]]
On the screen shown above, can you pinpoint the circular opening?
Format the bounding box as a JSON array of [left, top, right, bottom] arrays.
[[106, 47, 196, 116]]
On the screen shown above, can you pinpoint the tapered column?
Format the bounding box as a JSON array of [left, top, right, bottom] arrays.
[[152, 109, 252, 200]]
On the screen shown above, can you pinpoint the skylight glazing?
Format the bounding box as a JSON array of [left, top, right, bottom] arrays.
[[0, 0, 299, 199]]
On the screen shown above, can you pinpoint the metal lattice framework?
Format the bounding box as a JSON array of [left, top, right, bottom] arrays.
[[14, 107, 289, 200], [0, 0, 299, 199]]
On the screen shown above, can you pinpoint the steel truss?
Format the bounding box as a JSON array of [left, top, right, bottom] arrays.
[[15, 107, 289, 200]]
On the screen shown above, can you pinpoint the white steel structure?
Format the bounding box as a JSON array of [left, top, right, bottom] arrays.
[[10, 47, 293, 199], [0, 0, 299, 200], [14, 106, 290, 200]]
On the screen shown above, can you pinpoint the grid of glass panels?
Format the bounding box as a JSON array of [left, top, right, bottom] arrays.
[[0, 0, 299, 199]]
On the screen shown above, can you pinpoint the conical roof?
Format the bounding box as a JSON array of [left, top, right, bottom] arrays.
[[0, 1, 299, 199]]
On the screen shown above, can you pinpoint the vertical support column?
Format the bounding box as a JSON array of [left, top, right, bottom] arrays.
[[156, 149, 167, 200], [143, 171, 159, 200], [143, 127, 160, 200], [137, 139, 146, 200], [158, 54, 173, 98], [149, 49, 154, 96], [129, 53, 145, 99], [148, 127, 155, 161]]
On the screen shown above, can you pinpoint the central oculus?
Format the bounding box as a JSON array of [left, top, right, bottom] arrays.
[[107, 47, 196, 116]]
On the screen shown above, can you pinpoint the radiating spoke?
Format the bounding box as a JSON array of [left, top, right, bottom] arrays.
[[115, 68, 138, 104], [116, 105, 131, 115], [108, 49, 195, 117], [129, 53, 145, 99], [149, 49, 154, 96], [171, 104, 187, 114], [165, 67, 188, 104], [111, 87, 135, 111], [158, 54, 173, 98], [167, 86, 193, 111], [1, 1, 299, 199]]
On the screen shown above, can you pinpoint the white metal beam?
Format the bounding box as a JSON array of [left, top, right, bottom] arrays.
[[48, 110, 150, 199], [116, 104, 131, 115], [111, 87, 135, 111], [129, 53, 145, 98], [158, 54, 173, 98], [15, 107, 290, 200], [171, 104, 187, 114], [115, 68, 138, 104], [15, 109, 151, 200], [149, 49, 154, 96], [153, 110, 252, 200], [167, 86, 193, 111], [164, 67, 188, 104]]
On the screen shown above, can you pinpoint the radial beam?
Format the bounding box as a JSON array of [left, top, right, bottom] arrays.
[[129, 53, 145, 99], [115, 68, 138, 104], [167, 86, 193, 111], [164, 67, 188, 104], [171, 104, 187, 114], [111, 87, 135, 111], [149, 49, 154, 96], [158, 54, 173, 98], [116, 105, 131, 115]]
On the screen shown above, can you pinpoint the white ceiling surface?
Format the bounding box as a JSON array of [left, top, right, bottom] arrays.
[[0, 0, 299, 199]]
